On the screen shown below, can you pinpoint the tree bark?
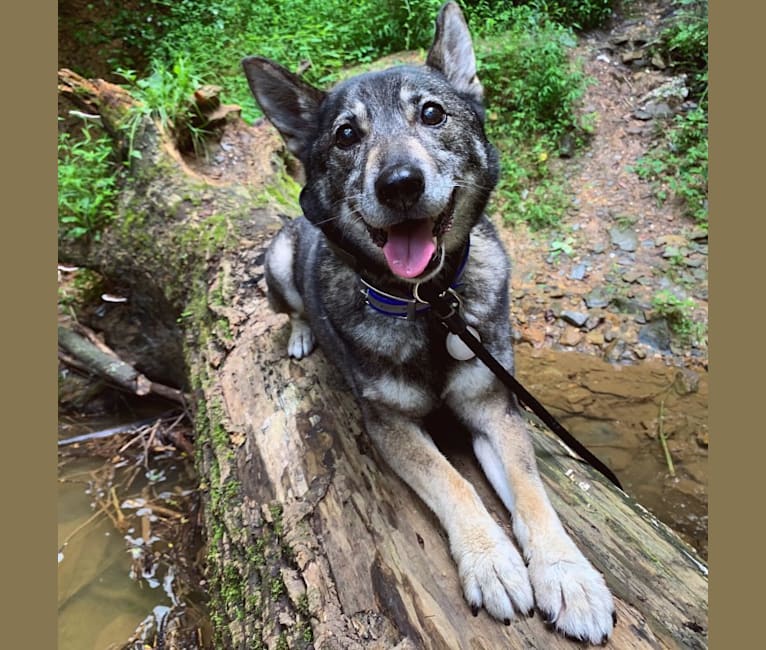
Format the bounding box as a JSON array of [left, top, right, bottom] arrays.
[[59, 70, 708, 650]]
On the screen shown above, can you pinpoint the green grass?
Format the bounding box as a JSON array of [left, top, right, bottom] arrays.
[[58, 122, 119, 241]]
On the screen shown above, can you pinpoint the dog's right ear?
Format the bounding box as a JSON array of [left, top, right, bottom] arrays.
[[242, 56, 326, 162]]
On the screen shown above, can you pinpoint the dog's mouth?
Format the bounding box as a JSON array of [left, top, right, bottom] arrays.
[[366, 190, 457, 279]]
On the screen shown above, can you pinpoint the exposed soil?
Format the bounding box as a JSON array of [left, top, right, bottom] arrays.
[[498, 4, 707, 376]]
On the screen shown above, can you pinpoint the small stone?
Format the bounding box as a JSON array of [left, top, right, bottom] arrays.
[[633, 108, 653, 121], [589, 241, 608, 254], [569, 263, 587, 281], [685, 255, 705, 268], [586, 331, 605, 346], [610, 226, 639, 252], [560, 326, 583, 347], [585, 314, 603, 331], [633, 346, 647, 359], [560, 310, 589, 328], [673, 368, 700, 395], [585, 288, 611, 309], [638, 319, 672, 351]]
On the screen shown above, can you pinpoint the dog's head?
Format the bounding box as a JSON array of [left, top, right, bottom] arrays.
[[243, 2, 498, 281]]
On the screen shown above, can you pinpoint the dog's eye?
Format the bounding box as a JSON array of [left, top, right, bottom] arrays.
[[335, 124, 360, 149], [421, 102, 446, 126]]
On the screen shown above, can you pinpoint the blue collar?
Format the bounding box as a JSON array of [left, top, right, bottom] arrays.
[[360, 240, 470, 320]]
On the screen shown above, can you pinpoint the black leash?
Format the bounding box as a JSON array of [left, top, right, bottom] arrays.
[[415, 282, 624, 490], [320, 224, 623, 490]]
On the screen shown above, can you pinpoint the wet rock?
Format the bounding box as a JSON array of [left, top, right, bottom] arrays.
[[560, 310, 589, 328], [638, 319, 672, 352], [673, 368, 700, 395], [609, 226, 638, 252], [585, 288, 611, 309], [603, 339, 628, 363]]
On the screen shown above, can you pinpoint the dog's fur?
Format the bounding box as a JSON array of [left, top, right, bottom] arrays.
[[243, 2, 615, 643]]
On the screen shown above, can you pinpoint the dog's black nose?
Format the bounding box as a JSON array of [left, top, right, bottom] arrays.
[[375, 164, 425, 211]]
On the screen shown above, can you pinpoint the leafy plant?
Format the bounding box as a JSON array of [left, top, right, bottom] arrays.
[[633, 1, 708, 225], [651, 290, 705, 345], [58, 122, 119, 240], [634, 105, 707, 225], [118, 56, 210, 157]]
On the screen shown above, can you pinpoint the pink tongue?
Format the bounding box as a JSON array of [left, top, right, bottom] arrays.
[[382, 220, 436, 279]]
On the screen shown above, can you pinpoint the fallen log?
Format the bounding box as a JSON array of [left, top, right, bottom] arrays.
[[58, 68, 707, 649]]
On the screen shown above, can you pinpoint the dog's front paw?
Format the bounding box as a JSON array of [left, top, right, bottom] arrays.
[[287, 318, 315, 359], [528, 548, 615, 645], [453, 523, 534, 623]]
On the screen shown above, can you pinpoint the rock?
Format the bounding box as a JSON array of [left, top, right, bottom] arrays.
[[673, 368, 700, 395], [603, 339, 627, 363], [585, 288, 611, 309], [656, 234, 688, 248], [560, 310, 589, 328], [559, 133, 576, 158], [585, 314, 603, 331], [662, 245, 684, 259], [589, 240, 608, 254], [609, 226, 638, 252], [586, 330, 605, 346], [651, 53, 666, 69], [559, 326, 583, 347], [633, 108, 653, 121], [622, 269, 644, 284], [638, 319, 672, 352], [569, 263, 587, 281]]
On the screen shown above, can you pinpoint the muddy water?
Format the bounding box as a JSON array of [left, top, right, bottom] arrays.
[[57, 415, 193, 650], [515, 345, 708, 559]]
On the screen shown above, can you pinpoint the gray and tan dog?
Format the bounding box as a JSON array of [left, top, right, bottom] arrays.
[[243, 2, 615, 643]]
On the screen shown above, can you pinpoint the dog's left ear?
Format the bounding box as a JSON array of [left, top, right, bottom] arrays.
[[426, 2, 483, 102]]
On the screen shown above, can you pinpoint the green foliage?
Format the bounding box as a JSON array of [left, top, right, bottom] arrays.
[[64, 1, 596, 231], [465, 6, 587, 228], [633, 1, 708, 225], [118, 56, 209, 156], [651, 290, 705, 345], [634, 107, 708, 225], [58, 122, 119, 240]]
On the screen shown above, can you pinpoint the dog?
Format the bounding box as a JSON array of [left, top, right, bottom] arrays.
[[243, 2, 615, 644]]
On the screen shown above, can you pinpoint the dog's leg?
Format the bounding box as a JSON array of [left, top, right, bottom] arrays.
[[363, 404, 534, 623], [264, 226, 315, 359], [447, 376, 615, 644]]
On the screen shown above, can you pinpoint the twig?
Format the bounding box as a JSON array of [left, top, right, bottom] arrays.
[[658, 399, 676, 477], [58, 509, 106, 556]]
